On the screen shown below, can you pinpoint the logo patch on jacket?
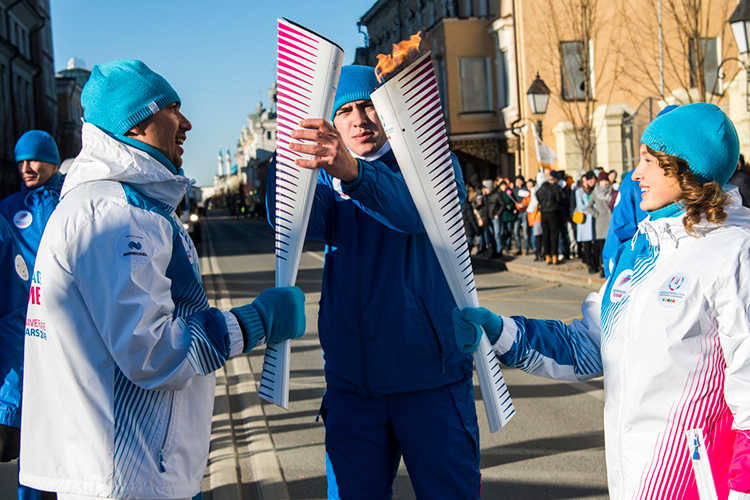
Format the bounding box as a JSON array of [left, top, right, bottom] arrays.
[[117, 230, 153, 262], [610, 269, 633, 303], [15, 254, 29, 281], [658, 273, 691, 306], [13, 210, 32, 229]]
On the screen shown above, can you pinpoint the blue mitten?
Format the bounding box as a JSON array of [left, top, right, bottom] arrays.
[[231, 286, 306, 353], [452, 307, 503, 354]]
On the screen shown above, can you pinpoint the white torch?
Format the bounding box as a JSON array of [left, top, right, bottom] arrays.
[[260, 18, 343, 409], [371, 52, 515, 432]]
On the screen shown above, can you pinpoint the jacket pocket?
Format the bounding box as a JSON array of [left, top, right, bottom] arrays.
[[418, 296, 446, 373], [685, 428, 719, 500], [158, 391, 177, 473]]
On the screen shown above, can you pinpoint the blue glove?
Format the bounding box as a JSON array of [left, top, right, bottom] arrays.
[[231, 286, 306, 353], [452, 307, 503, 354]]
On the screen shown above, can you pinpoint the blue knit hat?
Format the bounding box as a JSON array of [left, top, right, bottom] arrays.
[[15, 130, 60, 165], [82, 59, 181, 136], [640, 103, 739, 186], [331, 65, 379, 120]]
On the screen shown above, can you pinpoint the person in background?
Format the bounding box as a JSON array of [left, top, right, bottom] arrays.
[[556, 172, 572, 263], [0, 131, 63, 280], [511, 175, 531, 255], [585, 171, 614, 277], [535, 170, 563, 264], [453, 102, 750, 500], [0, 130, 63, 500], [462, 186, 482, 254], [608, 170, 620, 191], [728, 155, 750, 208], [575, 171, 597, 274], [484, 179, 504, 258], [526, 178, 542, 261], [496, 180, 515, 254], [19, 59, 306, 500]]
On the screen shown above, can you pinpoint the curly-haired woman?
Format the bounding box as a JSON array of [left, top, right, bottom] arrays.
[[453, 103, 750, 500]]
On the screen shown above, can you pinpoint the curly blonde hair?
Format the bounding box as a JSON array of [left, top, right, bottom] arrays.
[[646, 145, 730, 236]]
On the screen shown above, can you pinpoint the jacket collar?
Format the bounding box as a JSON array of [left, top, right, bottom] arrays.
[[61, 123, 192, 210]]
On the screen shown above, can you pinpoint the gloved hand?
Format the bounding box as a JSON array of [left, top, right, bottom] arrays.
[[0, 423, 20, 462], [452, 307, 503, 354], [231, 286, 306, 353]]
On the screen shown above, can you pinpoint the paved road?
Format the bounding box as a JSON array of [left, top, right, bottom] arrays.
[[0, 211, 608, 499]]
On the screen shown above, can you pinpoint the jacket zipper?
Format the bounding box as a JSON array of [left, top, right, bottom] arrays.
[[158, 392, 176, 473], [419, 296, 446, 373], [686, 428, 719, 500]]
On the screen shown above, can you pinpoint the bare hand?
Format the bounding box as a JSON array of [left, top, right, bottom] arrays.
[[289, 119, 359, 183]]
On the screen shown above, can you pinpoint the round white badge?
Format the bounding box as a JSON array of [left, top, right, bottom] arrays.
[[13, 211, 32, 229], [116, 230, 154, 263], [609, 269, 634, 303], [15, 254, 29, 281], [658, 273, 691, 307]]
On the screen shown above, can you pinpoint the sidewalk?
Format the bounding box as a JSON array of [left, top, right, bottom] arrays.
[[472, 250, 607, 290]]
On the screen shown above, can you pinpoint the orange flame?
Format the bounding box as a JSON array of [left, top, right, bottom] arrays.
[[374, 32, 422, 83]]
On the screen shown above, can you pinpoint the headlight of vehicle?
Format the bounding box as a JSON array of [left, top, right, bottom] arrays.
[[183, 223, 190, 230], [189, 214, 199, 222]]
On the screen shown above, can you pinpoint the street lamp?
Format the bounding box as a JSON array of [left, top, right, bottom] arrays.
[[526, 73, 551, 139], [730, 0, 750, 55], [719, 0, 750, 124]]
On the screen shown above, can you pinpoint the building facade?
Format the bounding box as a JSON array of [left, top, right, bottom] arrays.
[[357, 0, 743, 184], [0, 0, 57, 198], [55, 57, 90, 162]]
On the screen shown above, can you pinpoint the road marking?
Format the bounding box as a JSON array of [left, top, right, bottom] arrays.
[[201, 220, 290, 500], [478, 283, 559, 300]]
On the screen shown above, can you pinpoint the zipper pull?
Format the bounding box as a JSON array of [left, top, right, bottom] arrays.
[[692, 437, 700, 460], [159, 451, 166, 473]]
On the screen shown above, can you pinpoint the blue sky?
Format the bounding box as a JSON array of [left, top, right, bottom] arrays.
[[51, 0, 377, 186]]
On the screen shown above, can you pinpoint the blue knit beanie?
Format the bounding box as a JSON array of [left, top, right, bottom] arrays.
[[640, 103, 739, 186], [15, 130, 60, 165], [82, 59, 180, 136], [331, 65, 379, 120]]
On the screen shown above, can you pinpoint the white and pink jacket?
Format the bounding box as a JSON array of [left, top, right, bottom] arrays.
[[493, 196, 750, 500]]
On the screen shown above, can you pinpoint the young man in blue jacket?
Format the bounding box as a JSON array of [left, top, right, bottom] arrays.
[[0, 130, 64, 275], [0, 130, 62, 500], [267, 65, 480, 499]]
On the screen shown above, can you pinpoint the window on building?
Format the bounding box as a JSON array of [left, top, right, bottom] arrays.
[[560, 41, 592, 101], [459, 57, 492, 113], [267, 131, 272, 140], [689, 37, 720, 95], [496, 49, 511, 109]]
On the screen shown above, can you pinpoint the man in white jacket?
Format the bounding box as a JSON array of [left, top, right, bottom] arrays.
[[19, 59, 306, 500]]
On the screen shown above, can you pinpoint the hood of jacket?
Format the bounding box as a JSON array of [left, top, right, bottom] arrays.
[[61, 122, 192, 209]]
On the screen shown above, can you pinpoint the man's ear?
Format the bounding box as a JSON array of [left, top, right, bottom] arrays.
[[125, 123, 145, 138]]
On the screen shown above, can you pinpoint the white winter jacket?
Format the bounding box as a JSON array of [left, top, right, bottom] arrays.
[[495, 197, 750, 500], [20, 123, 246, 498]]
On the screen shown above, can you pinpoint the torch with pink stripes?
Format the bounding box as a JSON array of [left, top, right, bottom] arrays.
[[371, 52, 515, 432], [260, 19, 343, 409]]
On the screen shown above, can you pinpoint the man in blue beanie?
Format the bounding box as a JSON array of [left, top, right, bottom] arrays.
[[0, 129, 63, 500], [18, 59, 307, 500], [267, 64, 480, 499]]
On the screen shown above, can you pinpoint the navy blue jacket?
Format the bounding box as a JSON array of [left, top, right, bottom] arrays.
[[0, 172, 64, 274], [267, 150, 472, 396], [0, 215, 30, 427]]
